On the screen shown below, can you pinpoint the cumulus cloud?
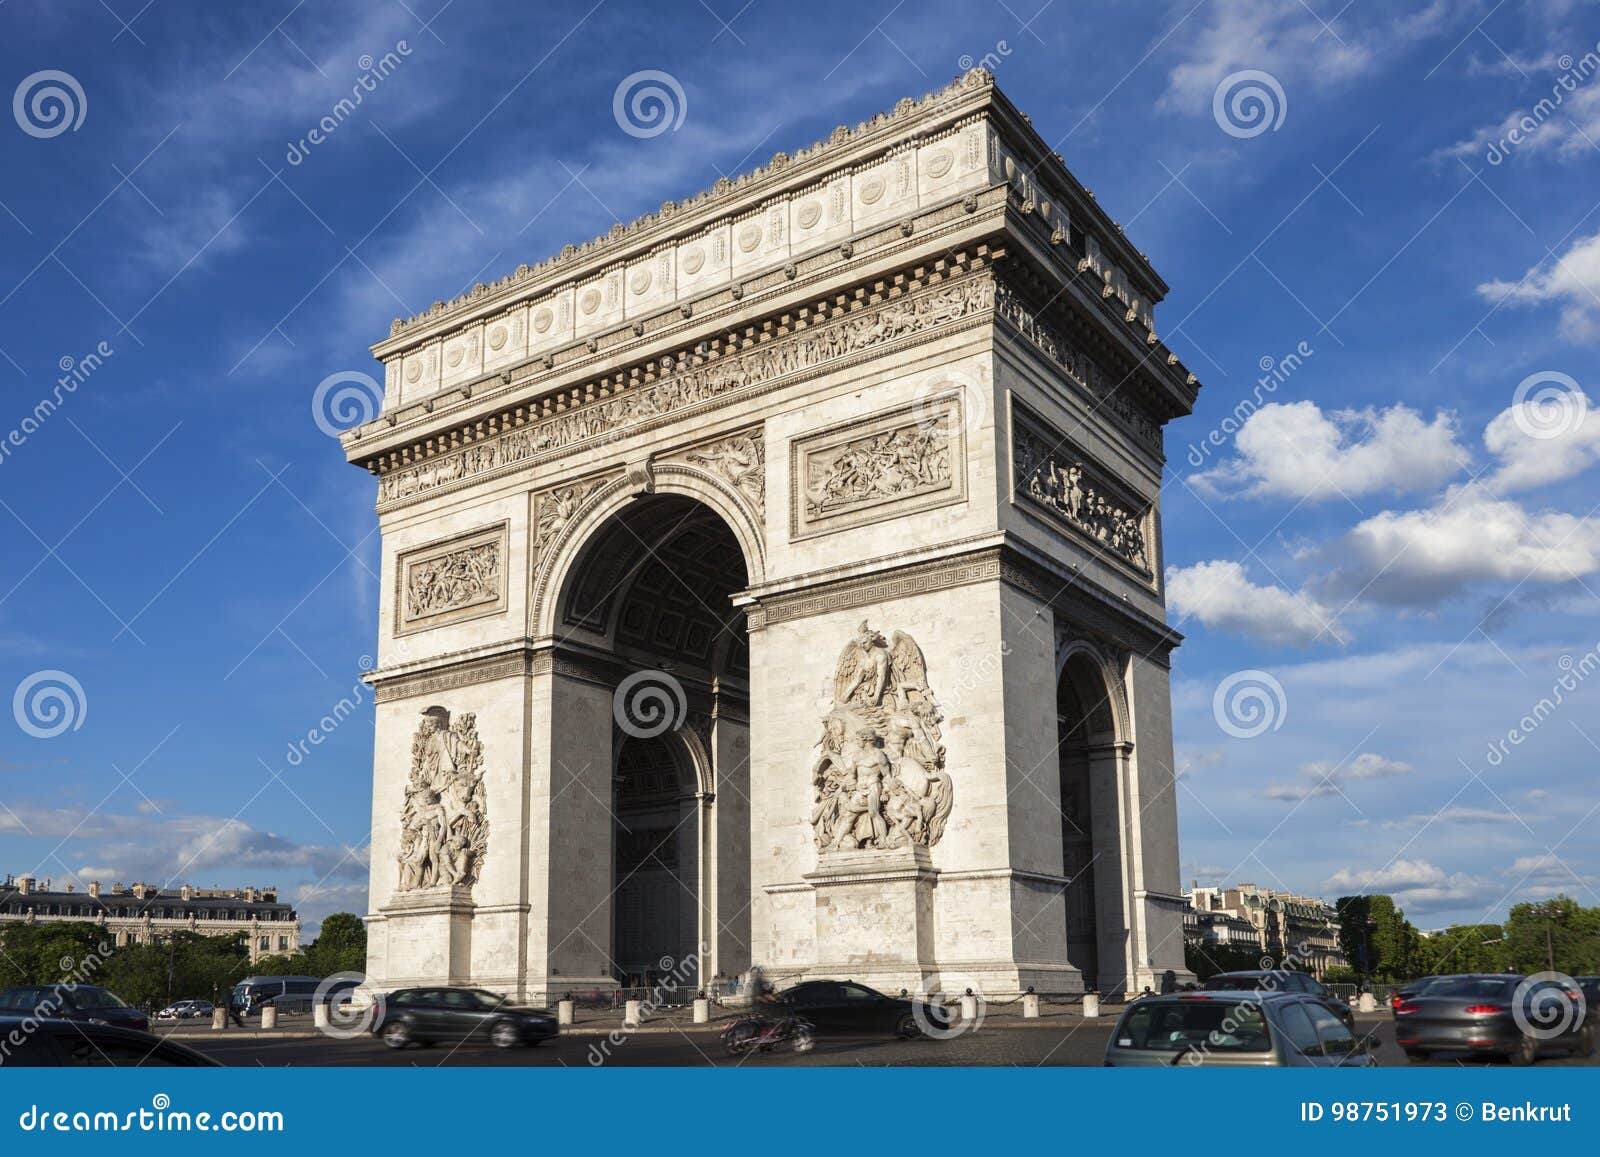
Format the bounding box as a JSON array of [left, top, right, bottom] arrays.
[[1192, 401, 1466, 502], [1318, 482, 1600, 604], [1483, 387, 1600, 491], [1167, 559, 1347, 645], [1323, 858, 1487, 908], [1478, 230, 1600, 342]]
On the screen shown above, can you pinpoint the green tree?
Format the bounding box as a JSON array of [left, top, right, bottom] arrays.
[[1184, 940, 1262, 980], [1505, 897, 1600, 975], [304, 913, 367, 977], [1335, 894, 1422, 981]]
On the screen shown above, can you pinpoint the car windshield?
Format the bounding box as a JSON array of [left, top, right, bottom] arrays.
[[1425, 977, 1517, 999], [465, 990, 506, 1009], [1115, 1000, 1271, 1052], [62, 987, 127, 1009]]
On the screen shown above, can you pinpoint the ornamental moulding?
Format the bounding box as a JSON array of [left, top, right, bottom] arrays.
[[372, 265, 997, 510]]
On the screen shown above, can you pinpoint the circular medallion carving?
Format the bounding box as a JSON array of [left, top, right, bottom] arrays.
[[797, 201, 822, 229], [738, 223, 762, 253], [487, 324, 507, 351], [860, 176, 886, 204], [682, 247, 705, 275], [446, 343, 464, 368], [579, 288, 601, 315], [404, 360, 421, 383], [629, 267, 652, 295], [532, 308, 553, 334], [927, 148, 955, 178]]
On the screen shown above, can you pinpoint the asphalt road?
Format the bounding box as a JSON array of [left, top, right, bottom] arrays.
[[182, 1015, 1600, 1068]]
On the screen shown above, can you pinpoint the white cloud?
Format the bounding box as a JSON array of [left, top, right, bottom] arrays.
[[1478, 229, 1600, 342], [1437, 84, 1600, 166], [1167, 559, 1346, 644], [1323, 858, 1487, 908], [1483, 389, 1600, 490], [1193, 401, 1466, 502], [1261, 751, 1410, 800], [1320, 482, 1600, 604], [1385, 806, 1527, 827], [1160, 0, 1456, 109]]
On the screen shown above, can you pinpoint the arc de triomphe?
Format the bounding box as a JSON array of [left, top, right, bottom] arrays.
[[343, 70, 1199, 999]]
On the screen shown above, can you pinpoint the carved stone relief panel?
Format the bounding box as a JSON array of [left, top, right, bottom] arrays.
[[811, 623, 951, 852], [680, 427, 765, 514], [790, 393, 966, 539], [396, 705, 489, 893], [394, 520, 509, 636], [1011, 403, 1152, 577]]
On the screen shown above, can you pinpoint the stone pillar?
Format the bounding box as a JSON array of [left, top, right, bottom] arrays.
[[1087, 741, 1133, 997], [260, 1005, 277, 1030], [557, 999, 574, 1025], [375, 885, 476, 986], [707, 706, 750, 983], [524, 663, 619, 995], [803, 846, 940, 993]]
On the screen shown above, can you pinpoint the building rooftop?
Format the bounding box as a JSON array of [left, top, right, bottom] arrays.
[[0, 875, 296, 917]]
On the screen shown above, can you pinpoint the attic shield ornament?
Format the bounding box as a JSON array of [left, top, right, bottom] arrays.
[[396, 706, 489, 893], [810, 623, 952, 852]]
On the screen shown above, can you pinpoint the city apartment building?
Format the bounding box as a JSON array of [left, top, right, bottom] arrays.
[[0, 875, 300, 962], [1186, 883, 1346, 978]]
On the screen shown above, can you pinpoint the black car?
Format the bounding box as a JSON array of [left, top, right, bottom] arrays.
[[1200, 970, 1353, 1029], [1394, 973, 1594, 1064], [0, 984, 149, 1032], [373, 987, 559, 1049], [0, 1015, 219, 1066], [774, 980, 951, 1038]]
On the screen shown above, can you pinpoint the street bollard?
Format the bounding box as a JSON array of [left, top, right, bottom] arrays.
[[211, 1008, 227, 1031], [959, 994, 978, 1021], [557, 999, 574, 1026], [260, 1006, 277, 1030], [1022, 993, 1040, 1018], [1082, 993, 1100, 1018], [313, 1003, 330, 1030], [693, 998, 710, 1024], [623, 999, 642, 1028], [1357, 992, 1378, 1013]]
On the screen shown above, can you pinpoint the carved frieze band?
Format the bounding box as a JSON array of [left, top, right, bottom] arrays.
[[373, 268, 996, 510], [1011, 406, 1153, 578], [394, 521, 509, 636], [993, 279, 1163, 452], [790, 394, 965, 539]]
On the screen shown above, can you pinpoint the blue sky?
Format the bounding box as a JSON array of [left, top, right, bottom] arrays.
[[1, 0, 1597, 937]]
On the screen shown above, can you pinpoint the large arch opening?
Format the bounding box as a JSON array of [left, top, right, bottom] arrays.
[[1057, 650, 1125, 994], [553, 492, 753, 990]]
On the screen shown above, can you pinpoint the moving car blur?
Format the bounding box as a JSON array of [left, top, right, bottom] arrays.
[[1199, 969, 1354, 1029], [1104, 991, 1373, 1067], [0, 984, 149, 1032], [371, 986, 559, 1049], [774, 979, 951, 1037], [1393, 973, 1595, 1064], [0, 1015, 219, 1066]]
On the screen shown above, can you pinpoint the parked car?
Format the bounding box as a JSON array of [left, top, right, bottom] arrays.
[[373, 987, 559, 1049], [1394, 973, 1594, 1064], [155, 999, 215, 1020], [0, 1015, 219, 1066], [1575, 976, 1599, 1022], [1200, 970, 1354, 1029], [773, 980, 952, 1038], [0, 985, 148, 1032], [1104, 991, 1375, 1067]]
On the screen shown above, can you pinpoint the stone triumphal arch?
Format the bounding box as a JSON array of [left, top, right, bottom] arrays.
[[345, 70, 1200, 999]]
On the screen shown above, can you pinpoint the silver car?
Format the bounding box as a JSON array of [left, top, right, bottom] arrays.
[[1104, 991, 1376, 1067]]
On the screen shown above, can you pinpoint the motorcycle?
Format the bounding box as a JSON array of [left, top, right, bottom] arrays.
[[720, 1014, 816, 1056]]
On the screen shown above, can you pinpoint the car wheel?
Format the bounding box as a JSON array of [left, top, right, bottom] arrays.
[[895, 1013, 923, 1040], [1509, 1034, 1539, 1066], [491, 1020, 521, 1049], [382, 1020, 413, 1049]]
